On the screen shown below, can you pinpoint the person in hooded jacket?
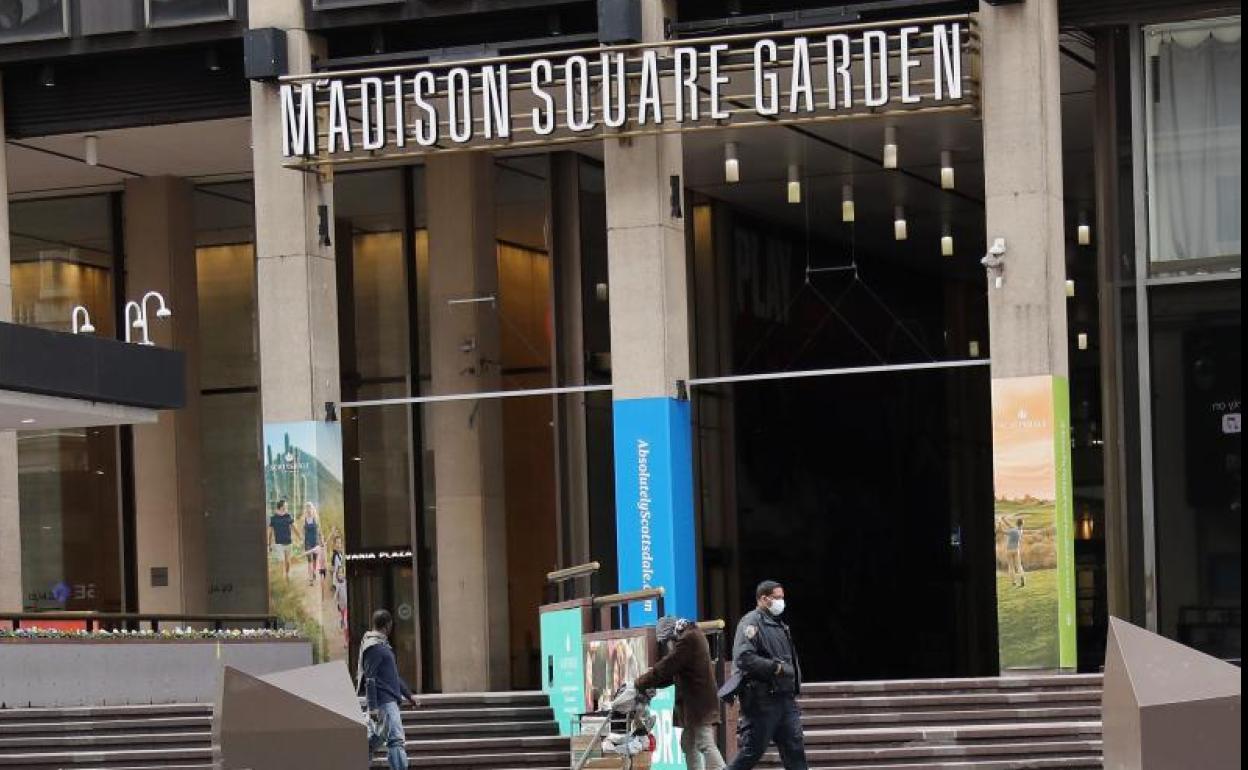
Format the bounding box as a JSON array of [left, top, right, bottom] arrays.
[[357, 609, 414, 770], [636, 617, 726, 770]]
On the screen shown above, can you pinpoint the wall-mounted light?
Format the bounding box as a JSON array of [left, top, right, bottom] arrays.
[[125, 291, 173, 346], [1077, 332, 1090, 351], [71, 305, 95, 334], [893, 206, 908, 241], [940, 150, 955, 190], [841, 183, 855, 223], [724, 142, 740, 184], [941, 224, 955, 257], [1066, 279, 1076, 298], [39, 64, 55, 88], [787, 164, 802, 204], [205, 48, 222, 73], [969, 340, 982, 358], [883, 126, 898, 169], [84, 135, 99, 167], [1077, 212, 1093, 246], [1077, 508, 1096, 541]]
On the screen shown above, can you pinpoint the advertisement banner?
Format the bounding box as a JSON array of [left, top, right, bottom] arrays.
[[540, 607, 587, 736], [585, 635, 685, 770], [613, 398, 698, 626], [990, 376, 1077, 670], [263, 421, 348, 663]]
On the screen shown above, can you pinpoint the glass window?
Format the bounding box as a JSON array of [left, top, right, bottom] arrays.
[[0, 1, 68, 44], [194, 182, 265, 614], [145, 0, 236, 27], [9, 194, 121, 613], [1149, 282, 1241, 661], [1144, 18, 1242, 271]]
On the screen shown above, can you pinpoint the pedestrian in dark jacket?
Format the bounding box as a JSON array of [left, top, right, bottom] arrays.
[[636, 617, 725, 770], [726, 581, 807, 770], [357, 610, 414, 770]]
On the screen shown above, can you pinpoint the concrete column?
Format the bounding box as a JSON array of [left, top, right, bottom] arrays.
[[0, 75, 22, 614], [425, 153, 510, 692], [606, 0, 698, 624], [980, 0, 1077, 671], [124, 176, 206, 614], [249, 3, 339, 427]]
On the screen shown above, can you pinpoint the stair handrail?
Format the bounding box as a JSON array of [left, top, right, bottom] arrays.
[[545, 561, 601, 604]]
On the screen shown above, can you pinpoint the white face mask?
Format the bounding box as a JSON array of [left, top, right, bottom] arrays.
[[767, 599, 786, 617]]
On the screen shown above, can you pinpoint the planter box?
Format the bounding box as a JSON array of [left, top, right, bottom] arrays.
[[0, 639, 313, 708]]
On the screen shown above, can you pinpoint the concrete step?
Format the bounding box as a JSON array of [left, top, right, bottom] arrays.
[[803, 704, 1102, 729], [800, 675, 1103, 696], [772, 739, 1104, 763], [797, 721, 1103, 747], [799, 689, 1103, 714], [784, 759, 1102, 770], [374, 751, 570, 768], [0, 731, 209, 750]]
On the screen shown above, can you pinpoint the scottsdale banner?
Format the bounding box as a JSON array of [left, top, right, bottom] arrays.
[[990, 376, 1077, 671], [263, 421, 348, 663]]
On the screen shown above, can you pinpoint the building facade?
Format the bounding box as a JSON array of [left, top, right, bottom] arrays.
[[0, 0, 1240, 692]]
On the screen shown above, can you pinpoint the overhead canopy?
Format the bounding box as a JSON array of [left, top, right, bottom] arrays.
[[0, 322, 185, 430]]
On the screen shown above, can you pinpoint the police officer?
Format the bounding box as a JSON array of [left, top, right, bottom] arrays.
[[725, 580, 808, 770]]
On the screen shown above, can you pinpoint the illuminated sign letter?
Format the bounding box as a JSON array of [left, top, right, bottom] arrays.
[[638, 49, 663, 125], [826, 34, 852, 110], [447, 67, 473, 143], [601, 52, 628, 128], [899, 26, 921, 104], [862, 30, 890, 108], [708, 44, 730, 120], [360, 77, 385, 151], [482, 65, 512, 139], [933, 23, 964, 100], [328, 80, 351, 152], [754, 39, 780, 116], [411, 71, 438, 146], [530, 59, 556, 136], [674, 47, 700, 122], [280, 82, 316, 157], [789, 37, 815, 113], [565, 56, 595, 132]]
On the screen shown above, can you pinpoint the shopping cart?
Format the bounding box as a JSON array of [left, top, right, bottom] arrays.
[[572, 683, 657, 770]]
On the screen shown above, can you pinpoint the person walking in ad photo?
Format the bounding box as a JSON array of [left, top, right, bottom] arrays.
[[357, 609, 415, 770], [268, 500, 294, 580], [725, 581, 808, 770], [636, 617, 726, 770]]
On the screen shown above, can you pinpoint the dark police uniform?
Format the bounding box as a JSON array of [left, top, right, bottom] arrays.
[[725, 608, 808, 770]]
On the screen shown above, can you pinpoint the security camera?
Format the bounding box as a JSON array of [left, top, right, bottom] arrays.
[[982, 238, 1007, 288]]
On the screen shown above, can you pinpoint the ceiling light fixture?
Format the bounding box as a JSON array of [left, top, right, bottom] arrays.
[[787, 164, 802, 205], [1066, 279, 1076, 298], [883, 126, 899, 169], [940, 150, 955, 189], [941, 224, 955, 256], [724, 142, 740, 184], [20, 418, 36, 425], [894, 206, 908, 241], [841, 183, 855, 223], [1077, 212, 1093, 246]]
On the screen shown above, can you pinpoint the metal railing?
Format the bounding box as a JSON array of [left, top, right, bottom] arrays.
[[0, 612, 281, 633]]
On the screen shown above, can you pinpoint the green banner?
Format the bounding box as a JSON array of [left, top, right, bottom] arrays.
[[540, 607, 586, 736], [990, 375, 1078, 671], [1052, 376, 1077, 669]]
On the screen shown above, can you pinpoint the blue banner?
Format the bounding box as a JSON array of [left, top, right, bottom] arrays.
[[613, 397, 698, 626]]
